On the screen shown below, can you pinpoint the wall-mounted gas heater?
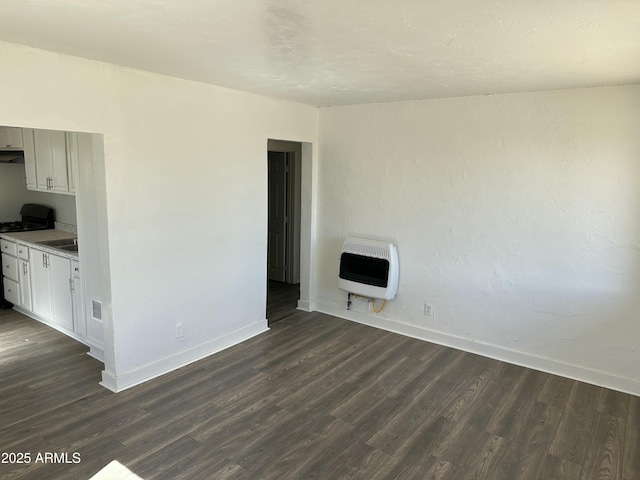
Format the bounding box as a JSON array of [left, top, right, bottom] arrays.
[[338, 237, 399, 300]]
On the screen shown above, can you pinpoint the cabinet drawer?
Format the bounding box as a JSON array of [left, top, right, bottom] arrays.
[[3, 277, 20, 305], [2, 253, 19, 282], [17, 244, 29, 260], [1, 239, 17, 257]]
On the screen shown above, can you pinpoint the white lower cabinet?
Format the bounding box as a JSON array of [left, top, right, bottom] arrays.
[[2, 250, 20, 305], [18, 259, 32, 311], [17, 244, 32, 312], [2, 252, 18, 282], [3, 277, 20, 305], [31, 247, 73, 333], [50, 254, 73, 331], [31, 249, 51, 319], [71, 260, 85, 338], [2, 236, 85, 344], [2, 242, 32, 310]]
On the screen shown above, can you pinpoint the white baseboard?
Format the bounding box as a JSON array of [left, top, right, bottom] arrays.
[[100, 370, 118, 392], [297, 299, 315, 312], [14, 306, 88, 345], [315, 301, 640, 397], [99, 320, 269, 393], [87, 345, 104, 362]]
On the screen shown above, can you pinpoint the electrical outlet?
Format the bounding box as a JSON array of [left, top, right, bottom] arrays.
[[175, 323, 183, 338], [424, 303, 434, 317]]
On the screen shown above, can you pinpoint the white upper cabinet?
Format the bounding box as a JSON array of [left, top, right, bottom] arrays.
[[23, 128, 75, 195], [34, 129, 69, 192], [22, 128, 37, 190], [66, 132, 78, 194], [0, 126, 23, 150]]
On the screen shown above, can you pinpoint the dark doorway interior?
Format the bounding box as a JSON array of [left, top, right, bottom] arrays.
[[267, 280, 300, 326]]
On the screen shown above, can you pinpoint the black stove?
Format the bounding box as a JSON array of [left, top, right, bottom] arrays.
[[1, 204, 55, 308], [0, 204, 55, 233], [0, 221, 50, 233]]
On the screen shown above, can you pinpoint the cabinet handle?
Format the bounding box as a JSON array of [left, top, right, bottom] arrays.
[[69, 278, 74, 292], [23, 263, 27, 275]]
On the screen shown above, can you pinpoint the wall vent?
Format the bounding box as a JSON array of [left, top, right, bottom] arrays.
[[338, 237, 399, 300], [92, 299, 103, 321]]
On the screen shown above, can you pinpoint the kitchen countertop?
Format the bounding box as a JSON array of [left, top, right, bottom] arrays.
[[0, 229, 79, 259]]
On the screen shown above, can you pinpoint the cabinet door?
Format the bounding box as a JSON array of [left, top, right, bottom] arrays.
[[22, 129, 37, 190], [33, 129, 69, 192], [31, 249, 52, 319], [0, 127, 10, 149], [50, 130, 69, 192], [66, 132, 78, 194], [71, 261, 85, 337], [33, 130, 54, 190], [19, 260, 32, 312], [49, 254, 73, 331], [0, 126, 23, 149]]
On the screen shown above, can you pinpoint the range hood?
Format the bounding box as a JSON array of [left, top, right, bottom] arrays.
[[0, 151, 24, 163]]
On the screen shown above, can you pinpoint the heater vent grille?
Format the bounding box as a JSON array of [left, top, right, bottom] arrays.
[[92, 300, 103, 321], [342, 242, 390, 260], [338, 237, 399, 300]]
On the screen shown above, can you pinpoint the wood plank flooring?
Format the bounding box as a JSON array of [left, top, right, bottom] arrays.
[[266, 280, 300, 326], [1, 305, 639, 479]]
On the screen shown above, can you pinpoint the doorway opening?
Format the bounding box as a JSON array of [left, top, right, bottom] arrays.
[[267, 140, 302, 325]]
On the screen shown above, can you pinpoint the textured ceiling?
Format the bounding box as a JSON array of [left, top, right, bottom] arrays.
[[0, 0, 638, 107]]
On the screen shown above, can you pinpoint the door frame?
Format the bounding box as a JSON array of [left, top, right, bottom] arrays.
[[267, 138, 314, 313], [267, 140, 302, 284]]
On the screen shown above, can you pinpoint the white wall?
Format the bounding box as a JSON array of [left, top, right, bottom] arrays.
[[0, 163, 32, 220], [317, 85, 640, 395], [0, 41, 318, 391], [23, 190, 77, 226], [0, 162, 76, 224], [75, 133, 110, 358]]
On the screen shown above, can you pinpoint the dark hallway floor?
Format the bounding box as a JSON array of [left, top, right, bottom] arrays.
[[266, 280, 300, 326]]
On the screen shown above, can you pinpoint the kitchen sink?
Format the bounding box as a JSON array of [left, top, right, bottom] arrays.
[[37, 237, 78, 247], [36, 237, 79, 254]]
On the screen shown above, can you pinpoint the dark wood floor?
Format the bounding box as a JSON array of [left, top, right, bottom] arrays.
[[1, 305, 639, 479], [266, 280, 300, 325]]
